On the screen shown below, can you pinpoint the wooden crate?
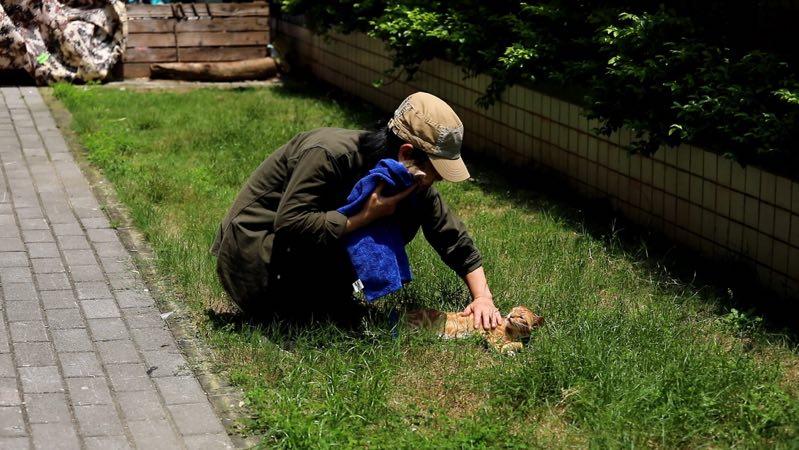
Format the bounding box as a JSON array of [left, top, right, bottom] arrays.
[[123, 2, 269, 79]]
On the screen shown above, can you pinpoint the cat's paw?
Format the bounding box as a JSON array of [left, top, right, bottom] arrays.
[[500, 342, 524, 355]]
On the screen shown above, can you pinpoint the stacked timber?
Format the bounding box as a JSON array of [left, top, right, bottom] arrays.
[[124, 2, 269, 79]]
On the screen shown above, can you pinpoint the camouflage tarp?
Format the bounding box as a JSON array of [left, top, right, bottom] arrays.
[[0, 0, 125, 84]]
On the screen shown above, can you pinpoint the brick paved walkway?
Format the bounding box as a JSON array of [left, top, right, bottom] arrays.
[[0, 87, 234, 449]]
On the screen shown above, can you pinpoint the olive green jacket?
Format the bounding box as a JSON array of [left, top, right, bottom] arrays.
[[211, 128, 482, 312]]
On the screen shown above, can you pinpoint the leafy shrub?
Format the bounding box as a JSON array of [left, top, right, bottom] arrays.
[[276, 1, 799, 178]]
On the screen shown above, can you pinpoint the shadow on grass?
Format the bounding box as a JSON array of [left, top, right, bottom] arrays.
[[468, 153, 799, 342], [203, 299, 386, 343]]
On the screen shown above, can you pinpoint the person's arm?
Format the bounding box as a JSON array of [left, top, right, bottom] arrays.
[[420, 188, 501, 329], [460, 266, 502, 329], [273, 147, 350, 245], [344, 181, 417, 234]]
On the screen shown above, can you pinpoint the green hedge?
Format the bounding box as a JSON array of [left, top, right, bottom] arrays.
[[276, 1, 799, 179]]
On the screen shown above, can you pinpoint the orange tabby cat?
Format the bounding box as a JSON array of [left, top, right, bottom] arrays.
[[406, 306, 544, 354]]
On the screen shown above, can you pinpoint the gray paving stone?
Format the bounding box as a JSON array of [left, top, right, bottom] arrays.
[[31, 423, 80, 450], [19, 219, 48, 230], [0, 238, 24, 252], [74, 282, 111, 300], [167, 402, 226, 436], [18, 366, 63, 393], [2, 283, 37, 302], [40, 290, 78, 310], [128, 419, 181, 449], [117, 390, 166, 421], [0, 436, 30, 449], [0, 407, 25, 437], [130, 327, 176, 351], [184, 434, 234, 450], [63, 250, 95, 266], [143, 349, 191, 378], [114, 290, 154, 308], [122, 307, 164, 329], [74, 404, 124, 437], [107, 273, 143, 291], [67, 264, 104, 282], [0, 355, 13, 377], [48, 221, 83, 236], [5, 302, 42, 322], [155, 377, 207, 405], [80, 299, 120, 319], [0, 378, 21, 406], [30, 257, 65, 274], [86, 229, 118, 243], [26, 242, 58, 258], [51, 329, 93, 353], [93, 242, 127, 258], [24, 393, 71, 423], [96, 340, 139, 365], [21, 229, 52, 243], [59, 352, 103, 378], [0, 266, 32, 284], [0, 226, 20, 238], [15, 208, 41, 220], [0, 252, 27, 267], [0, 332, 10, 354], [86, 318, 128, 341], [84, 436, 132, 450], [66, 377, 112, 405], [100, 257, 134, 274], [56, 235, 89, 250], [80, 217, 110, 229], [13, 342, 55, 367], [45, 308, 85, 329], [34, 272, 71, 291], [9, 321, 48, 342], [105, 364, 153, 392]]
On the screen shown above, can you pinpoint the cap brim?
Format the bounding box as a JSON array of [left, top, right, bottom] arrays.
[[429, 155, 470, 182]]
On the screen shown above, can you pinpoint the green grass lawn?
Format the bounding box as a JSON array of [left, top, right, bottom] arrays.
[[53, 82, 799, 448]]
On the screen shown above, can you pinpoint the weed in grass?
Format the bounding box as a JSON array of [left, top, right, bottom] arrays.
[[54, 82, 799, 448]]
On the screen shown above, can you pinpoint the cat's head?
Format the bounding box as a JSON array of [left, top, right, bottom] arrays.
[[505, 306, 544, 337]]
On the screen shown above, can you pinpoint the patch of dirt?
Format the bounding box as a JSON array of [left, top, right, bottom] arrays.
[[101, 78, 280, 93], [388, 345, 499, 424], [510, 405, 587, 448]]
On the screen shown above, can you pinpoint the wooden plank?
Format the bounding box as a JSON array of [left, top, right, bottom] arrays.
[[122, 63, 151, 79], [175, 17, 268, 33], [127, 18, 175, 34], [126, 4, 173, 18], [127, 33, 176, 48], [178, 46, 267, 62], [126, 3, 268, 19], [176, 31, 267, 47], [124, 47, 177, 63], [207, 3, 268, 17]]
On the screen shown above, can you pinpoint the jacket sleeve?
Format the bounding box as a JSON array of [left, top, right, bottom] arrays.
[[420, 188, 483, 277], [274, 147, 348, 246]]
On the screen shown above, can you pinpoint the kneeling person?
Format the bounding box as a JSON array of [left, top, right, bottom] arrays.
[[210, 92, 502, 329]]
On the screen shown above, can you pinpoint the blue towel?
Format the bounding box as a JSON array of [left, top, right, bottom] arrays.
[[338, 159, 415, 302]]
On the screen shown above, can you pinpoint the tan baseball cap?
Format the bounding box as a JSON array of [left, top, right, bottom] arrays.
[[387, 92, 470, 182]]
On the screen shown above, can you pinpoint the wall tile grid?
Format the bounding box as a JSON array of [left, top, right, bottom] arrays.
[[277, 20, 799, 298]]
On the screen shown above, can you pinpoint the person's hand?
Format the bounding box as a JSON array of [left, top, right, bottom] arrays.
[[460, 296, 502, 330], [361, 181, 416, 222]]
